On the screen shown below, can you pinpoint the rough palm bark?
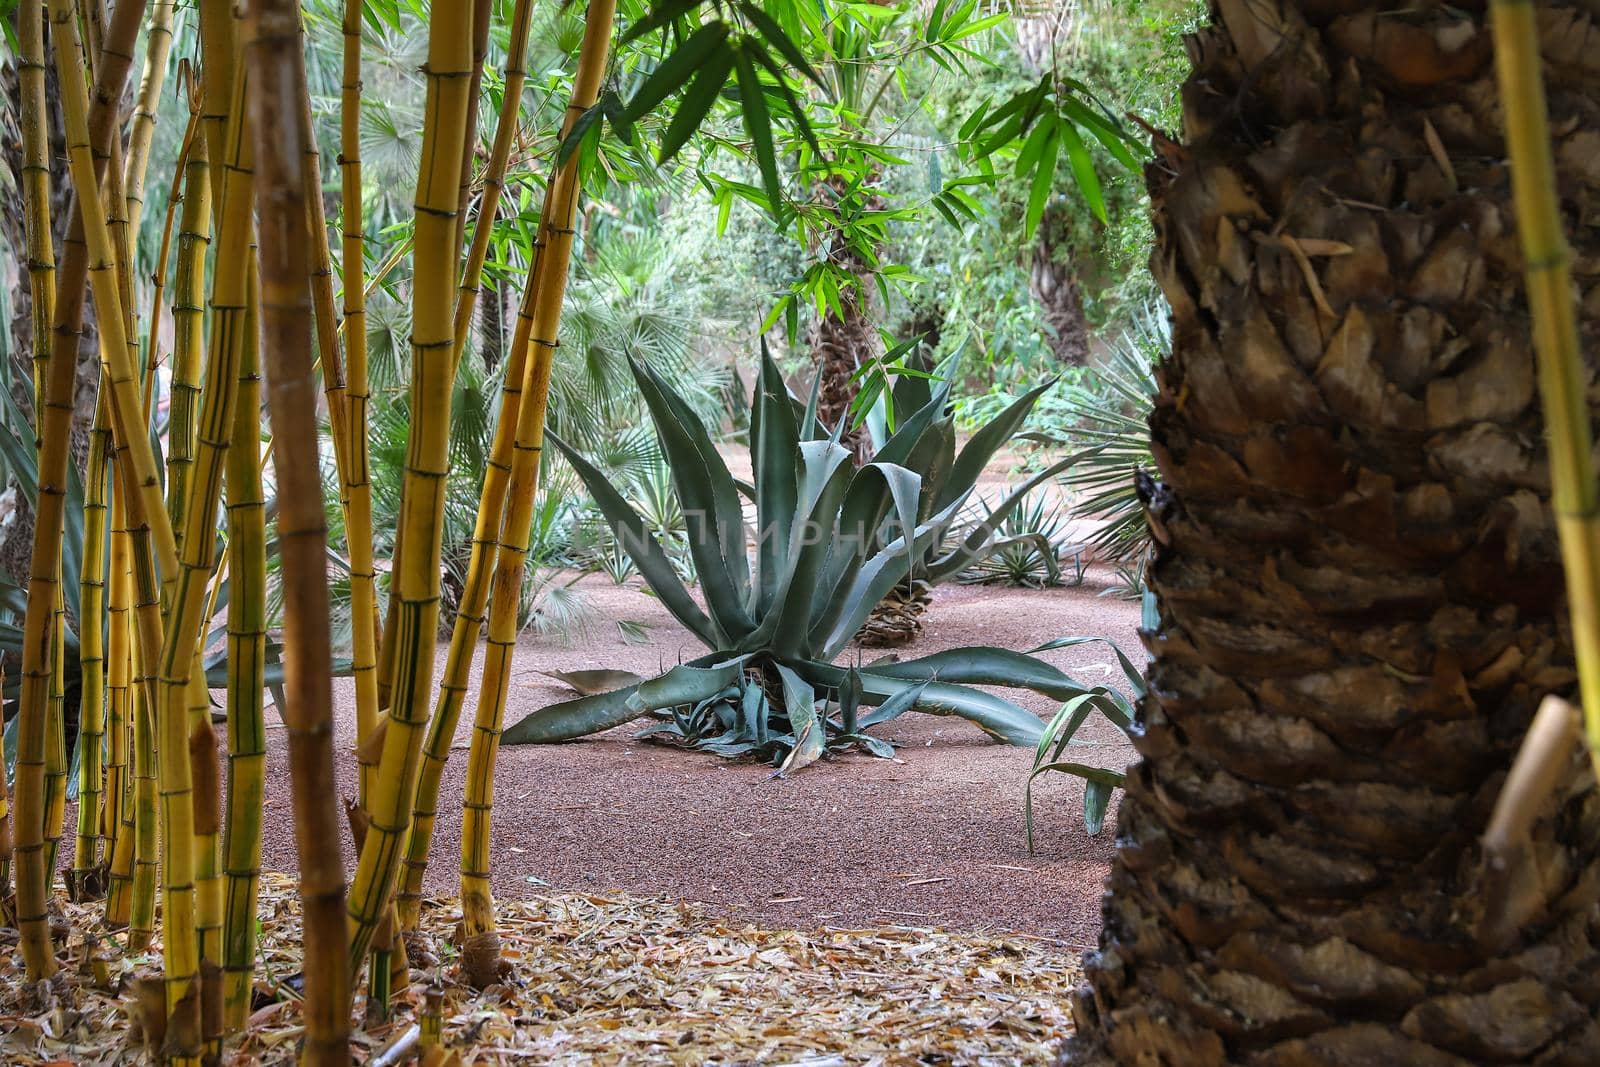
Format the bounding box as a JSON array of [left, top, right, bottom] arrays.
[[1063, 3, 1600, 1064], [810, 176, 883, 463]]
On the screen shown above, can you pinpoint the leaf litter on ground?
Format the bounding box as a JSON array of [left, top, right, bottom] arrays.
[[0, 872, 1079, 1064]]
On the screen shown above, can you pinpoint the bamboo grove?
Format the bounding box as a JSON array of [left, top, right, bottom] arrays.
[[2, 0, 616, 1059]]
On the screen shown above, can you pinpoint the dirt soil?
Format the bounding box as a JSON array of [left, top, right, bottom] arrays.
[[245, 568, 1142, 950]]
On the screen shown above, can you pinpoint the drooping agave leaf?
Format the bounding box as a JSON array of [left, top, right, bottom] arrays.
[[772, 662, 823, 776], [934, 377, 1057, 513], [548, 429, 719, 648], [502, 656, 743, 744], [540, 669, 645, 696], [863, 646, 1106, 706], [628, 358, 753, 639], [1028, 633, 1147, 699], [750, 343, 799, 617], [1026, 760, 1125, 848], [796, 660, 1044, 746]]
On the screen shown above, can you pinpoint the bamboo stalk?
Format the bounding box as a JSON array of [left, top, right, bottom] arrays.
[[72, 399, 112, 900], [103, 458, 135, 927], [44, 594, 66, 884], [461, 0, 619, 988], [124, 0, 178, 241], [453, 0, 495, 260], [221, 279, 268, 1033], [14, 0, 146, 983], [398, 0, 539, 930], [244, 2, 352, 1056], [346, 5, 476, 976], [1489, 0, 1600, 785], [167, 115, 212, 542], [19, 0, 54, 441], [158, 48, 257, 1055], [340, 0, 382, 810]]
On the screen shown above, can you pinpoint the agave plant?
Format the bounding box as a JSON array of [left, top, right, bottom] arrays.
[[1030, 305, 1165, 573], [501, 348, 1113, 771], [958, 487, 1085, 588]]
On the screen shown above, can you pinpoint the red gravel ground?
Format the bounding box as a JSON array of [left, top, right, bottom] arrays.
[[245, 569, 1143, 950]]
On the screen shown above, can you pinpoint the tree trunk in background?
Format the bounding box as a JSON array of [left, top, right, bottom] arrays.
[[480, 274, 506, 374], [1015, 0, 1091, 366], [810, 175, 881, 462], [1032, 205, 1091, 365], [1064, 3, 1600, 1064]]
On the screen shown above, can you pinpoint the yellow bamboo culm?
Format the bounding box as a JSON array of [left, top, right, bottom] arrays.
[[243, 4, 353, 1059], [341, 0, 383, 809], [123, 0, 178, 240], [1489, 0, 1600, 785], [346, 5, 476, 976], [14, 0, 143, 983], [102, 462, 136, 927], [460, 0, 619, 989], [398, 0, 540, 930], [167, 114, 212, 542], [72, 401, 113, 901], [19, 0, 54, 424], [220, 274, 268, 1033]]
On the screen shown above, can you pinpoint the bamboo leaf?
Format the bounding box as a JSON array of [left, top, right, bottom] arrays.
[[626, 21, 731, 121], [658, 44, 736, 165], [734, 42, 783, 214], [1057, 117, 1105, 223], [1024, 124, 1060, 235]]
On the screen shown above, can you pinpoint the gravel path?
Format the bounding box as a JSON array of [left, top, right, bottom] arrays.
[[251, 571, 1141, 947]]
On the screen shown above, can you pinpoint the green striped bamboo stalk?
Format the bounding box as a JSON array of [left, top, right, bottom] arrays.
[[102, 462, 135, 927], [44, 596, 65, 883], [72, 399, 112, 900], [1489, 2, 1600, 781], [19, 0, 54, 433], [244, 6, 352, 1058], [167, 118, 212, 541], [461, 0, 618, 988], [346, 5, 475, 977], [220, 279, 268, 1032]]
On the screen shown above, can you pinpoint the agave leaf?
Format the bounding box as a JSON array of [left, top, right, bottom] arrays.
[[548, 429, 718, 648], [925, 450, 1087, 582], [871, 382, 951, 471], [799, 364, 825, 441], [863, 645, 1103, 705], [628, 359, 754, 638], [814, 461, 922, 630], [1084, 778, 1115, 836], [816, 495, 966, 659], [771, 662, 823, 776], [503, 656, 745, 744], [738, 440, 853, 655], [539, 668, 645, 696], [837, 665, 863, 735], [750, 343, 799, 617], [855, 678, 928, 728], [796, 660, 1044, 746], [836, 732, 897, 759], [1025, 760, 1125, 850], [1037, 692, 1101, 767], [934, 377, 1056, 513], [1028, 634, 1147, 699]]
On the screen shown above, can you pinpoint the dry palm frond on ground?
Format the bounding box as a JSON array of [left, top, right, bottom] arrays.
[[0, 873, 1078, 1065]]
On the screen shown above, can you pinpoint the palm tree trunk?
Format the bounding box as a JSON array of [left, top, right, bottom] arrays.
[[1063, 2, 1600, 1063]]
